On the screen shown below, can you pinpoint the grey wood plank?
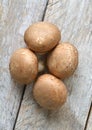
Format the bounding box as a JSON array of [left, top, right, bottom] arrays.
[[15, 0, 92, 130], [0, 0, 48, 130], [86, 107, 92, 130]]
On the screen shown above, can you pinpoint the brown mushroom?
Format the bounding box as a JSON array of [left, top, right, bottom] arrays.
[[24, 22, 61, 53], [9, 48, 38, 84], [47, 43, 78, 79], [33, 74, 67, 110]]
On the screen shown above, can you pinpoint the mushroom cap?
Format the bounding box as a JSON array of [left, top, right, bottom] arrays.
[[24, 22, 61, 53], [9, 48, 38, 84], [33, 74, 67, 110], [47, 43, 78, 79]]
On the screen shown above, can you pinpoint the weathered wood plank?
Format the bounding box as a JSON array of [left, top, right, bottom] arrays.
[[15, 0, 92, 130], [86, 106, 92, 130], [0, 0, 48, 130]]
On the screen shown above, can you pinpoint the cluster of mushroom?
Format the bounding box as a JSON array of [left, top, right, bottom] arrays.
[[9, 22, 78, 110]]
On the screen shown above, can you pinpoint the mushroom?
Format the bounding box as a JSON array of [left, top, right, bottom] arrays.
[[47, 43, 78, 79], [33, 74, 67, 110], [9, 48, 38, 84], [37, 53, 47, 74], [38, 60, 45, 73], [24, 22, 61, 53]]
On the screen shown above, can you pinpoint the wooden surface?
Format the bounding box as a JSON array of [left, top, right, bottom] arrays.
[[15, 0, 92, 130], [0, 0, 47, 130], [87, 106, 92, 130], [0, 0, 92, 130]]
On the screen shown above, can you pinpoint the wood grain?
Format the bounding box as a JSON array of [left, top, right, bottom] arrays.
[[15, 0, 92, 130], [0, 0, 47, 130], [86, 107, 92, 130]]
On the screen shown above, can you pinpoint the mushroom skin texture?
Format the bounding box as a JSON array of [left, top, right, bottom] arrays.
[[33, 74, 67, 110], [9, 48, 38, 84], [24, 22, 61, 53], [47, 43, 78, 79]]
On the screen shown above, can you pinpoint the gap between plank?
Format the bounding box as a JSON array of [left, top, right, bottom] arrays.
[[42, 0, 49, 21], [13, 86, 26, 130], [84, 102, 92, 130], [13, 1, 49, 130]]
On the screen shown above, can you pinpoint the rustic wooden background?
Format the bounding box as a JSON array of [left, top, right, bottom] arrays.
[[0, 0, 92, 130]]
